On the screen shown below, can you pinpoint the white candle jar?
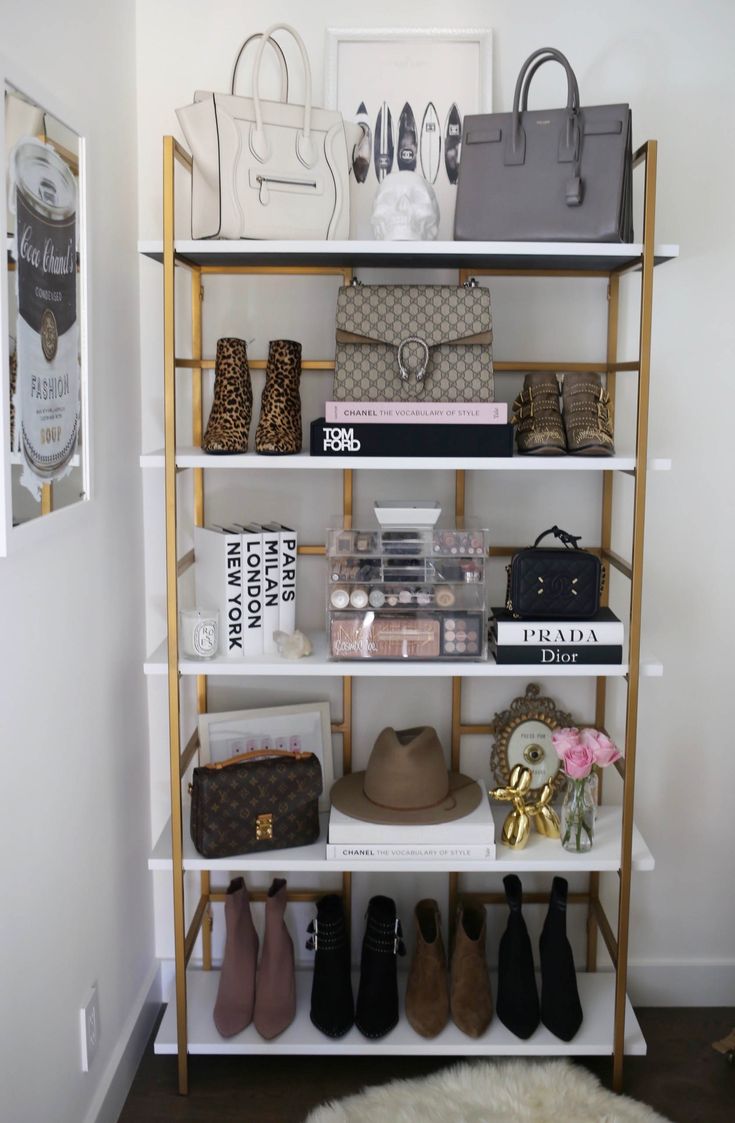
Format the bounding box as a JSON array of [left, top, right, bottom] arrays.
[[180, 608, 219, 659]]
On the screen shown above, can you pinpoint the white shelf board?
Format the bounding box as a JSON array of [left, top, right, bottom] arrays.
[[139, 447, 672, 473], [148, 806, 653, 874], [143, 634, 663, 677], [153, 967, 646, 1056], [138, 237, 678, 273]]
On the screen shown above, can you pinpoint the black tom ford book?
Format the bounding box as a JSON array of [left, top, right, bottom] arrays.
[[310, 418, 514, 458]]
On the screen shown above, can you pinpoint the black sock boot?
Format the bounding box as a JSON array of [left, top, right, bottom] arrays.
[[355, 896, 405, 1039], [540, 876, 583, 1041], [307, 894, 354, 1038], [496, 874, 540, 1039]]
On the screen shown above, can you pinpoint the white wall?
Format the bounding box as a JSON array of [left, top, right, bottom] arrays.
[[0, 3, 156, 1123], [136, 0, 735, 1013]]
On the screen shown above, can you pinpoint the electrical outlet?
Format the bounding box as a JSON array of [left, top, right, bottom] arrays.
[[79, 984, 100, 1072]]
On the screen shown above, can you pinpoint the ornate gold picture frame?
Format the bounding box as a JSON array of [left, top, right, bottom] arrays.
[[490, 683, 574, 798]]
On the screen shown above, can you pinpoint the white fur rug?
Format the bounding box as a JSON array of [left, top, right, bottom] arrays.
[[304, 1060, 671, 1123]]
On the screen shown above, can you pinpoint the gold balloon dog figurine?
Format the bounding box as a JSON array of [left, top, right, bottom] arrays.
[[489, 764, 561, 849]]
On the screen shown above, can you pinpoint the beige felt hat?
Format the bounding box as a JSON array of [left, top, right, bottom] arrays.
[[329, 725, 482, 826]]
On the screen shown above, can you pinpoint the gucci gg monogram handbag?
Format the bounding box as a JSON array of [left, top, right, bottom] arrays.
[[332, 280, 494, 402], [190, 749, 323, 858]]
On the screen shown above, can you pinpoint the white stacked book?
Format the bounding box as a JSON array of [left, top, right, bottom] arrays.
[[326, 784, 496, 861], [193, 522, 298, 657]]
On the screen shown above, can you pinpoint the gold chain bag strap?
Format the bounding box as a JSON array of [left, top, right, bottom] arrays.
[[190, 749, 323, 858]]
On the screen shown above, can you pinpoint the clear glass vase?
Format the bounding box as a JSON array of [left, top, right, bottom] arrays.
[[561, 776, 596, 853]]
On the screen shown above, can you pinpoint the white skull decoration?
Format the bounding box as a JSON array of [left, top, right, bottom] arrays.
[[370, 171, 440, 241]]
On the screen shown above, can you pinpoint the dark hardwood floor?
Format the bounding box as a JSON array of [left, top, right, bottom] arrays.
[[118, 1007, 735, 1123]]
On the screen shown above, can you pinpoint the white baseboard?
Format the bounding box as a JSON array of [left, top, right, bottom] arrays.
[[627, 959, 735, 1006], [82, 961, 161, 1123]]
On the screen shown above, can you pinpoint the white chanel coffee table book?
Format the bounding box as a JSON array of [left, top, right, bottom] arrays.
[[327, 782, 495, 860]]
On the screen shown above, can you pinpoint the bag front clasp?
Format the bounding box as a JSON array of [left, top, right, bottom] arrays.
[[256, 812, 273, 841], [397, 336, 430, 384]]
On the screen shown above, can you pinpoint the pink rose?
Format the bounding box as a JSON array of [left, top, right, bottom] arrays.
[[579, 727, 622, 768], [561, 743, 595, 780], [552, 727, 581, 760]]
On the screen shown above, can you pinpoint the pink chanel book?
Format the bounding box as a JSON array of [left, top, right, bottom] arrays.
[[324, 401, 508, 424]]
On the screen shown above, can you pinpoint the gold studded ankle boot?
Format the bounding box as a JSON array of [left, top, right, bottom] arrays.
[[202, 337, 252, 454], [512, 373, 566, 455], [255, 340, 303, 455], [561, 372, 615, 456]]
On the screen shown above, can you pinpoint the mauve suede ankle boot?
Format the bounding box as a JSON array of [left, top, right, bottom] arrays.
[[307, 894, 354, 1038], [540, 876, 583, 1041], [355, 896, 405, 1039], [213, 877, 258, 1037], [496, 874, 540, 1039], [253, 878, 296, 1039]]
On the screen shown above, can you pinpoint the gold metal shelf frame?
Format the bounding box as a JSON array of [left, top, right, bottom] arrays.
[[159, 135, 659, 1094]]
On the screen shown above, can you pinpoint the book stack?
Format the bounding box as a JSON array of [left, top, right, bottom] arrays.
[[490, 606, 624, 666], [311, 401, 512, 458], [193, 522, 298, 657], [326, 787, 496, 861]]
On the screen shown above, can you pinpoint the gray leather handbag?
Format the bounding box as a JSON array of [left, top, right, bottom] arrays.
[[332, 281, 494, 402], [455, 47, 633, 243]]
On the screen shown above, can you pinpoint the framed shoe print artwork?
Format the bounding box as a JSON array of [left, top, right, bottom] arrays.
[[0, 61, 92, 556], [324, 27, 492, 240], [198, 702, 335, 813]]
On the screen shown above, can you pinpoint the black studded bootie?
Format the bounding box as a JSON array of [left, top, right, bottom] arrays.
[[307, 894, 354, 1038], [540, 876, 583, 1041], [355, 895, 405, 1039], [496, 874, 540, 1039]]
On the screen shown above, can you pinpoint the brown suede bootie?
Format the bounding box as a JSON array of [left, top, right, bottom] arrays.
[[255, 339, 303, 455], [213, 877, 258, 1037], [253, 878, 296, 1039], [450, 903, 493, 1037], [405, 899, 449, 1038], [202, 337, 252, 454], [511, 372, 566, 455], [561, 371, 615, 456]]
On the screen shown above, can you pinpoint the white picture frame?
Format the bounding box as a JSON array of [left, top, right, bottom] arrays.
[[198, 702, 335, 812], [324, 27, 493, 240]]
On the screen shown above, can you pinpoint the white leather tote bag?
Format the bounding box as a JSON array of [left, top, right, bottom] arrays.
[[176, 23, 359, 240]]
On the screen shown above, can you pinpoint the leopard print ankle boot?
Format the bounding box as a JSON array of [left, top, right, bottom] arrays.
[[202, 337, 252, 454], [256, 340, 303, 455]]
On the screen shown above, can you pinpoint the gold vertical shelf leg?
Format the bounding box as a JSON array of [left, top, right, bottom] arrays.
[[162, 137, 188, 1095], [613, 141, 658, 1093], [588, 271, 621, 975], [41, 483, 53, 515], [190, 266, 212, 971]]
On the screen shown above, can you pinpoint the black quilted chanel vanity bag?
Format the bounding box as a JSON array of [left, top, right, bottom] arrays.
[[506, 525, 604, 619], [190, 749, 323, 858]]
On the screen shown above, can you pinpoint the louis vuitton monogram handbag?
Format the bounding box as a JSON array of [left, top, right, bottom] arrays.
[[190, 749, 323, 858], [332, 281, 494, 402]]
